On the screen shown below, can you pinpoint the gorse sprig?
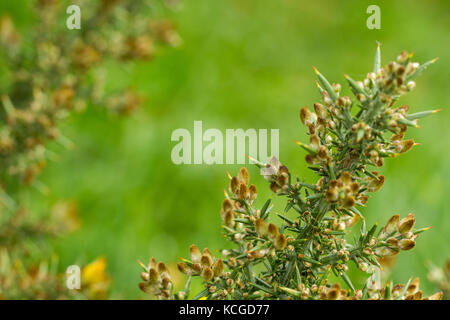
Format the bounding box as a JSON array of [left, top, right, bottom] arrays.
[[139, 46, 443, 300]]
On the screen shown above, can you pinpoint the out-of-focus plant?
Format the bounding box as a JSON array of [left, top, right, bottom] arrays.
[[0, 0, 179, 299], [0, 250, 111, 299], [139, 46, 443, 300], [0, 0, 180, 192], [428, 259, 450, 299]]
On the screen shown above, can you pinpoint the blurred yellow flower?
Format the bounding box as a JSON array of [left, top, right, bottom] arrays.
[[82, 257, 110, 300]]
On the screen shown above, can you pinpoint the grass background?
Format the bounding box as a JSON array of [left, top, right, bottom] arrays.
[[1, 0, 449, 298]]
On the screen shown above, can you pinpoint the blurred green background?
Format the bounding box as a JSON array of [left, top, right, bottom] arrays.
[[1, 0, 449, 298]]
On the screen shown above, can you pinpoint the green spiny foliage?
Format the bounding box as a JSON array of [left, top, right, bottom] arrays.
[[139, 45, 443, 300]]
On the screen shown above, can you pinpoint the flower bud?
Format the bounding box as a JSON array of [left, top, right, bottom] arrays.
[[358, 262, 369, 272], [386, 237, 399, 247], [424, 292, 443, 300], [190, 244, 202, 264], [224, 210, 234, 227], [332, 83, 341, 94], [406, 278, 420, 295], [222, 198, 233, 211], [380, 214, 399, 239], [406, 81, 416, 91], [192, 263, 202, 273], [343, 195, 355, 208], [249, 184, 257, 200], [274, 234, 287, 250], [161, 276, 172, 289], [314, 103, 328, 119], [213, 259, 224, 277], [177, 262, 190, 274], [238, 167, 250, 185], [201, 254, 213, 267], [239, 183, 249, 200], [176, 291, 186, 300], [399, 239, 416, 251], [255, 218, 268, 236], [149, 268, 159, 284], [229, 176, 239, 194], [398, 213, 415, 234], [325, 187, 338, 203], [268, 223, 279, 239], [201, 266, 213, 282], [326, 284, 341, 300], [140, 272, 149, 281], [366, 175, 385, 192], [310, 134, 320, 151], [299, 106, 316, 125], [157, 262, 169, 276]]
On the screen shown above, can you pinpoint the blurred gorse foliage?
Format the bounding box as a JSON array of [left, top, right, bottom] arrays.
[[428, 259, 450, 299], [139, 46, 443, 300], [0, 0, 179, 299]]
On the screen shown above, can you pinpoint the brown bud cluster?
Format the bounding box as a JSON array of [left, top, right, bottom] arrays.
[[220, 167, 258, 228], [376, 213, 419, 257], [254, 218, 287, 251], [139, 258, 173, 300], [177, 245, 224, 282], [324, 171, 363, 208]]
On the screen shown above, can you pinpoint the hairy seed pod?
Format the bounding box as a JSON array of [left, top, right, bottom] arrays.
[[161, 276, 172, 289], [177, 262, 190, 275], [229, 176, 239, 194], [399, 239, 416, 251], [148, 268, 159, 284], [398, 214, 415, 234], [239, 183, 249, 200], [213, 259, 223, 277], [148, 257, 158, 270], [157, 262, 169, 275], [406, 278, 420, 295], [190, 244, 202, 264], [238, 167, 250, 185], [310, 134, 320, 150], [380, 214, 400, 238], [326, 288, 340, 300], [201, 254, 213, 267], [270, 181, 281, 193], [192, 263, 202, 273], [201, 266, 213, 282], [255, 218, 268, 236], [343, 195, 356, 208], [424, 292, 443, 300], [222, 198, 233, 211], [274, 234, 287, 250], [386, 237, 399, 247], [325, 187, 338, 203], [268, 223, 279, 239], [249, 184, 257, 200], [138, 282, 153, 294], [224, 209, 235, 227], [140, 272, 149, 281], [300, 106, 314, 125]]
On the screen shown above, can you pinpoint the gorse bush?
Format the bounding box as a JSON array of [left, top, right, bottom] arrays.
[[0, 0, 178, 299], [0, 0, 179, 192], [139, 46, 443, 300]]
